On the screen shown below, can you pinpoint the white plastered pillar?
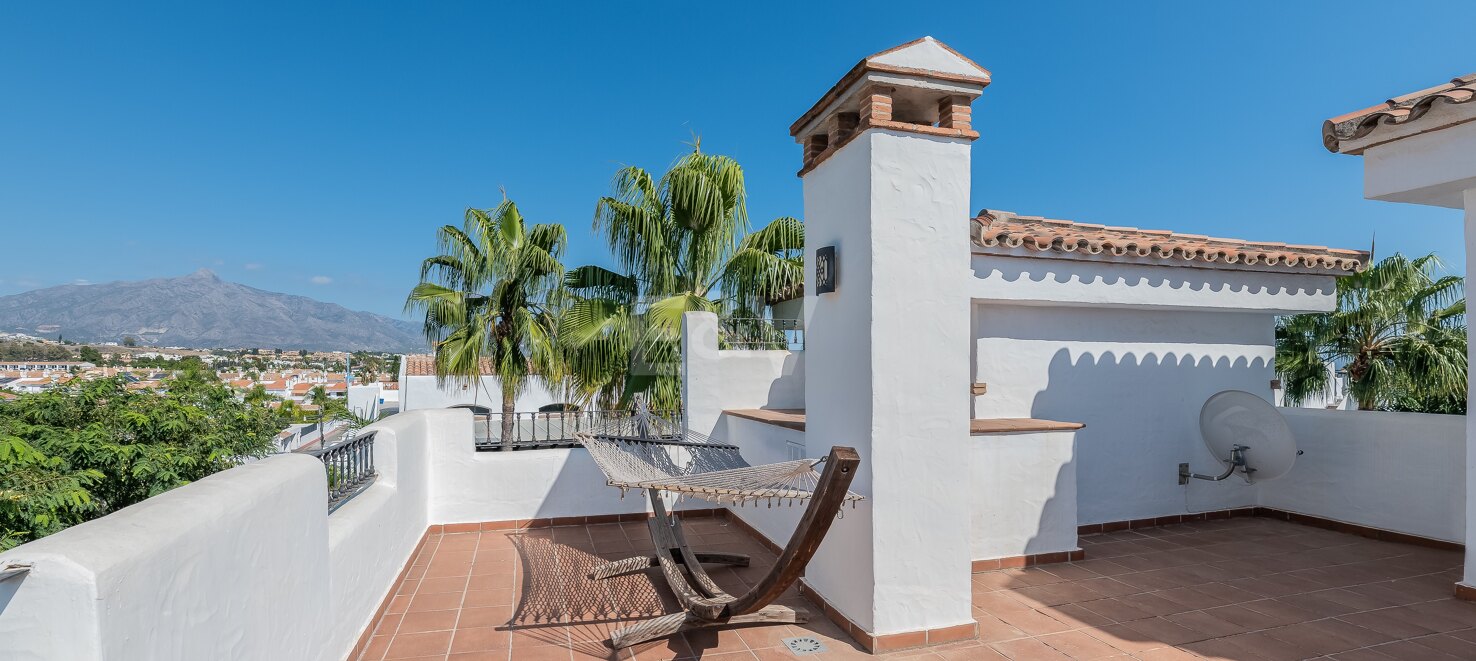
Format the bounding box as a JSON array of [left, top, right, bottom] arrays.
[[1465, 187, 1476, 588], [801, 127, 976, 637]]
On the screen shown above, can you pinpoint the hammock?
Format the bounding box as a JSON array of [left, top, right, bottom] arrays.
[[574, 402, 863, 649], [579, 425, 864, 508]]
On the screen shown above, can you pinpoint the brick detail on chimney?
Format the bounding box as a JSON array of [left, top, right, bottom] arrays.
[[938, 95, 972, 131], [829, 111, 860, 147], [804, 133, 830, 165], [859, 86, 895, 127]]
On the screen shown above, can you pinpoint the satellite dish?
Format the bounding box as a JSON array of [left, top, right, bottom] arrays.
[[1180, 390, 1299, 485]]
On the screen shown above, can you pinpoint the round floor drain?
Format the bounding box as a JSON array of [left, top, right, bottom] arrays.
[[782, 636, 827, 655]]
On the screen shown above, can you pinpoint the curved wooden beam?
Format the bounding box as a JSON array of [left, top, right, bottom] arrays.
[[725, 445, 859, 616], [609, 446, 861, 648]]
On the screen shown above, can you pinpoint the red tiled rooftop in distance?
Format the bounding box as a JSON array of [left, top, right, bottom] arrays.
[[402, 354, 498, 377]]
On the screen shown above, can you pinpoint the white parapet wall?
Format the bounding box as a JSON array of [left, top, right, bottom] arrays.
[[0, 454, 335, 661], [0, 406, 684, 661], [974, 303, 1270, 524], [1260, 408, 1466, 544], [971, 430, 1078, 560]]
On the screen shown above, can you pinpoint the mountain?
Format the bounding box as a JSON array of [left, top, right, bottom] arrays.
[[0, 270, 427, 352]]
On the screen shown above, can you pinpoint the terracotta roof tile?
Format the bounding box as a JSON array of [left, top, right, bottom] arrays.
[[971, 210, 1367, 274], [1323, 73, 1476, 153], [403, 353, 497, 377]]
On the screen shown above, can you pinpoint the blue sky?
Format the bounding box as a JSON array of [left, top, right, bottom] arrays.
[[1, 2, 1470, 318]]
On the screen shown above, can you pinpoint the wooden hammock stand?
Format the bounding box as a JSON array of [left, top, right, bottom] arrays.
[[579, 429, 860, 649]]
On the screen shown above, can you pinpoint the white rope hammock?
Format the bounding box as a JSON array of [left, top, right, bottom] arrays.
[[577, 405, 863, 509]]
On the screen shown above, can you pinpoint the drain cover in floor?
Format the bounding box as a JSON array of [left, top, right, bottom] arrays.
[[782, 636, 827, 656]]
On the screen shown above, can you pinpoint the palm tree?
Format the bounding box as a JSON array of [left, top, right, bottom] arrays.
[[1277, 253, 1466, 412], [560, 147, 804, 409], [307, 385, 331, 446], [243, 384, 272, 407], [406, 198, 566, 447]]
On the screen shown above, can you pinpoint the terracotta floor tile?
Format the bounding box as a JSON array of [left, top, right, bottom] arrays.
[[993, 608, 1072, 636], [733, 624, 795, 650], [448, 652, 508, 661], [357, 518, 1476, 661], [462, 588, 514, 608], [384, 630, 453, 659], [987, 637, 1071, 660], [398, 609, 459, 634], [683, 627, 750, 654], [935, 644, 1009, 660], [1406, 633, 1476, 657], [1131, 648, 1200, 661], [450, 626, 512, 653], [1078, 624, 1162, 654], [512, 643, 576, 661], [1214, 632, 1315, 661], [457, 606, 512, 629], [406, 591, 464, 613], [1034, 630, 1121, 659]]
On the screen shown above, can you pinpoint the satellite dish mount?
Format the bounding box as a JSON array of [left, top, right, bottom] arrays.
[[1181, 390, 1301, 486], [1179, 444, 1253, 485]]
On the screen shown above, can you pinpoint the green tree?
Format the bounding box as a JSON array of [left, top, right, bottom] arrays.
[[122, 336, 138, 347], [0, 375, 284, 549], [560, 147, 804, 409], [244, 384, 273, 407], [405, 198, 566, 446], [306, 385, 331, 446], [1277, 253, 1466, 412], [78, 346, 103, 364]]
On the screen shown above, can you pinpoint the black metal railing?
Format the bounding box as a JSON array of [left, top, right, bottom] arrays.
[[474, 409, 682, 451], [718, 317, 803, 351], [307, 431, 377, 512]]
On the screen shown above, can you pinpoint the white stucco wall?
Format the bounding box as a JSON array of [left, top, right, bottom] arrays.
[[1361, 114, 1476, 209], [426, 406, 709, 524], [323, 410, 440, 659], [398, 374, 560, 413], [971, 431, 1078, 560], [347, 383, 385, 419], [1261, 408, 1465, 543], [0, 455, 333, 661], [974, 303, 1273, 523], [970, 254, 1338, 314], [681, 312, 805, 429]]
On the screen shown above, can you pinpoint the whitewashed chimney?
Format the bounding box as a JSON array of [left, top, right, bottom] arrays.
[[794, 37, 987, 648]]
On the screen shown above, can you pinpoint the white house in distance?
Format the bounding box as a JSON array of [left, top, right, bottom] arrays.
[[1321, 72, 1476, 598], [396, 353, 559, 413]]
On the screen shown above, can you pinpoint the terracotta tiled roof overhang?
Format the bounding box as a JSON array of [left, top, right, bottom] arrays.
[[1323, 73, 1476, 154], [971, 211, 1367, 274]]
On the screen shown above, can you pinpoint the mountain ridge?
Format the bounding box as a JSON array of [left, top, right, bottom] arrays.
[[0, 269, 427, 352]]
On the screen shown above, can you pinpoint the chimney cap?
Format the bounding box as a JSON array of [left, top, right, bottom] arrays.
[[789, 36, 990, 137]]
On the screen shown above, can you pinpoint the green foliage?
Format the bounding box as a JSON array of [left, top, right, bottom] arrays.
[[0, 340, 73, 361], [1277, 253, 1466, 412], [78, 346, 103, 364], [406, 197, 566, 442], [0, 374, 285, 550], [561, 147, 803, 409]]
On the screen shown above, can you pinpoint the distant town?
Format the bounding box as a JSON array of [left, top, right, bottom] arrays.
[[0, 332, 402, 431]]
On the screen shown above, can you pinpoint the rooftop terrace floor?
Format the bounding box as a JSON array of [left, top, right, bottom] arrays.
[[357, 516, 1476, 660]]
